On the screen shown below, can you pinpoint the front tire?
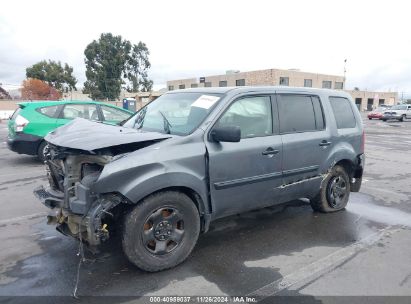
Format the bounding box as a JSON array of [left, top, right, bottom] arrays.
[[122, 191, 200, 272], [310, 165, 351, 213]]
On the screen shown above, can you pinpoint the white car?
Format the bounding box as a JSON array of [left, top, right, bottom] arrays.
[[382, 104, 411, 122]]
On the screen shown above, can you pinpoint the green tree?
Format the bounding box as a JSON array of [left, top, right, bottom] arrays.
[[83, 33, 152, 100], [125, 42, 152, 92], [26, 60, 77, 92]]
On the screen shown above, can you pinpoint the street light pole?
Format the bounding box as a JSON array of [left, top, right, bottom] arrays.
[[343, 59, 347, 89]]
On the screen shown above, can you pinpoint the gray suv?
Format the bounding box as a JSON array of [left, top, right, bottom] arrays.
[[34, 87, 365, 272]]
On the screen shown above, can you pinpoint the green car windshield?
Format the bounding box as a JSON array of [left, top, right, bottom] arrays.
[[123, 92, 222, 135]]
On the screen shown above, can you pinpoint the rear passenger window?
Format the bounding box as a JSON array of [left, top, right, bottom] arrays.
[[217, 96, 272, 138], [329, 97, 356, 129], [278, 95, 323, 133], [37, 105, 58, 118], [62, 104, 98, 120]]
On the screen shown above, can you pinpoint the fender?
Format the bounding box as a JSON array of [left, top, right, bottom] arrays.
[[321, 140, 358, 173], [93, 161, 210, 215], [120, 171, 210, 214]]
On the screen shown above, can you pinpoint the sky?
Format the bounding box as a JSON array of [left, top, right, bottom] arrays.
[[1, 0, 411, 94]]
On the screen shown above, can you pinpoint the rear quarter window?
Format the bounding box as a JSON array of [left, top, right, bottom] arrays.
[[329, 97, 356, 129], [36, 105, 59, 118]]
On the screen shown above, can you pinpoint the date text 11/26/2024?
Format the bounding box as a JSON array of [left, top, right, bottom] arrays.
[[149, 296, 257, 303]]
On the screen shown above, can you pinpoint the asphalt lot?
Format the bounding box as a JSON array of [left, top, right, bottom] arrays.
[[0, 114, 411, 302]]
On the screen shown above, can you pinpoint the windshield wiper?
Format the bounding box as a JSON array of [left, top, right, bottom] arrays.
[[158, 111, 172, 134]]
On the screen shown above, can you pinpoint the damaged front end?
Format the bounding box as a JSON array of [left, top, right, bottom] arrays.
[[33, 118, 172, 247], [34, 144, 127, 247]]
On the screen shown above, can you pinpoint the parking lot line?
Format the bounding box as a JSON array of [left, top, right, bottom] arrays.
[[247, 227, 398, 298], [0, 170, 44, 178], [0, 212, 47, 225]]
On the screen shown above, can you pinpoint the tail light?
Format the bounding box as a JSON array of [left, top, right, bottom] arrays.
[[14, 115, 29, 132], [361, 130, 365, 153]]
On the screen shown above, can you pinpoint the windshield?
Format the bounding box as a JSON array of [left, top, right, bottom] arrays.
[[123, 92, 222, 135], [390, 105, 407, 110]]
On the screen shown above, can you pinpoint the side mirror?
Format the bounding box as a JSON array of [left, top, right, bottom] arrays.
[[211, 126, 241, 142]]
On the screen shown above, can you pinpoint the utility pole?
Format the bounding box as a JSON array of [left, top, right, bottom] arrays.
[[343, 59, 347, 89]]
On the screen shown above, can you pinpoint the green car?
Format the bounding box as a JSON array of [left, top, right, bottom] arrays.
[[7, 100, 133, 161]]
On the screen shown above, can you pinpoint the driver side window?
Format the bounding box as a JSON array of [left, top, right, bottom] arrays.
[[217, 96, 273, 138]]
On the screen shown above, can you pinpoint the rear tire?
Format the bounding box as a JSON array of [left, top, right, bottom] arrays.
[[37, 141, 48, 163], [122, 191, 200, 272], [310, 165, 351, 213], [368, 118, 372, 120]]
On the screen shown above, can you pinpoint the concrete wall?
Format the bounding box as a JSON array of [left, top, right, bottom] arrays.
[[167, 68, 345, 90], [61, 91, 91, 101], [347, 90, 398, 111], [0, 100, 20, 111], [166, 69, 398, 111]]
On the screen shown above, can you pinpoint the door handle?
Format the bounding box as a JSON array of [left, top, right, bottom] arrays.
[[262, 147, 279, 156], [319, 140, 332, 147]]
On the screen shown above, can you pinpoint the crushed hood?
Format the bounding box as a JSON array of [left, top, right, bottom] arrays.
[[45, 118, 172, 151]]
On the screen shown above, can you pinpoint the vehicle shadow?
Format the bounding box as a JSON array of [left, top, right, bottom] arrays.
[[1, 195, 386, 301]]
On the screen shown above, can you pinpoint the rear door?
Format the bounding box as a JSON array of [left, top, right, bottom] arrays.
[[206, 94, 283, 218], [31, 104, 61, 137], [277, 93, 331, 200]]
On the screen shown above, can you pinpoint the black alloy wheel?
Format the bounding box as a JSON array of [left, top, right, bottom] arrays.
[[142, 207, 185, 255], [326, 175, 348, 209], [310, 165, 351, 213]]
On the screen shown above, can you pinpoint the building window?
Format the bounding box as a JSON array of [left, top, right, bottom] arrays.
[[179, 84, 185, 89], [355, 98, 362, 110], [236, 79, 245, 86], [304, 79, 312, 87], [219, 80, 227, 87], [204, 82, 212, 87], [367, 98, 373, 111], [322, 81, 332, 89], [335, 82, 343, 90], [279, 77, 289, 86], [191, 83, 198, 88], [168, 85, 174, 91]]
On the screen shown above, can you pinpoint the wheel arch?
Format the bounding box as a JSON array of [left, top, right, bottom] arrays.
[[150, 186, 205, 215], [334, 159, 356, 179], [117, 185, 211, 232]]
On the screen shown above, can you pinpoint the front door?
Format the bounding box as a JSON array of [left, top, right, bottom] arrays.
[[206, 95, 283, 218]]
